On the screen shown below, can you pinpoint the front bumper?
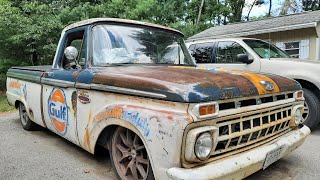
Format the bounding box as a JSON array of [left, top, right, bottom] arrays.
[[167, 125, 310, 180]]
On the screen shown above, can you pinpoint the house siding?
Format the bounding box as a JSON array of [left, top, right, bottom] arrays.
[[247, 28, 318, 60]]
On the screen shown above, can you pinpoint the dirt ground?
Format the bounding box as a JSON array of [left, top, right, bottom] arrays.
[[0, 112, 319, 180]]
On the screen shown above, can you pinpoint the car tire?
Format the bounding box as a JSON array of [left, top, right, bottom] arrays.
[[302, 88, 320, 130], [109, 126, 154, 180], [18, 103, 37, 131]]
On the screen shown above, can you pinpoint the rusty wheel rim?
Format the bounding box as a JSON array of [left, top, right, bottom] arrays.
[[112, 127, 150, 180]]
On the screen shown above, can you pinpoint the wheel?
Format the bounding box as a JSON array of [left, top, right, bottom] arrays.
[[302, 88, 320, 130], [110, 127, 154, 180], [19, 103, 37, 131]]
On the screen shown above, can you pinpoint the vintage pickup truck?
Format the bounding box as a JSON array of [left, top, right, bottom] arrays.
[[186, 38, 320, 130], [7, 19, 310, 180]]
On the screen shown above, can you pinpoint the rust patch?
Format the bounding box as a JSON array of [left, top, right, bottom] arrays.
[[88, 110, 92, 124], [9, 82, 21, 89], [93, 107, 124, 123], [72, 71, 81, 78], [84, 128, 91, 151], [92, 66, 260, 101]]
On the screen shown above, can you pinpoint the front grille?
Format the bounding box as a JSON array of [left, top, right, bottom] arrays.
[[211, 104, 293, 157], [219, 92, 294, 110]]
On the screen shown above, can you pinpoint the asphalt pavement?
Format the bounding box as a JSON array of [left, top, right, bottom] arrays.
[[0, 112, 319, 180]]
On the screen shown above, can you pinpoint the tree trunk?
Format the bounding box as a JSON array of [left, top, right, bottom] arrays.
[[196, 0, 205, 25], [247, 0, 257, 21], [268, 0, 272, 16]]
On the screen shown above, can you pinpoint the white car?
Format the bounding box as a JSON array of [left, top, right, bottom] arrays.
[[186, 37, 320, 130]]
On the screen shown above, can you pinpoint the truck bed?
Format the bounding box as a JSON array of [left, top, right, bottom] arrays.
[[7, 66, 51, 84], [11, 65, 52, 72]]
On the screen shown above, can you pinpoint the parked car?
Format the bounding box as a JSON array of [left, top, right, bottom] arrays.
[[6, 19, 310, 180], [186, 37, 320, 130]]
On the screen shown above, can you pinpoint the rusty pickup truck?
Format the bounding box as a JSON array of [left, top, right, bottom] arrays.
[[6, 18, 310, 180]]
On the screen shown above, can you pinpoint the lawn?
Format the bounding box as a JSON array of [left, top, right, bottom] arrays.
[[0, 94, 16, 112]]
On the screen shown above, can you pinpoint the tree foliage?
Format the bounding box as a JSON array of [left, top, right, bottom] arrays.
[[0, 0, 256, 90]]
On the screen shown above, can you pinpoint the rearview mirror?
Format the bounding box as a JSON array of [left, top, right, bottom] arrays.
[[237, 54, 253, 64], [64, 46, 78, 62]]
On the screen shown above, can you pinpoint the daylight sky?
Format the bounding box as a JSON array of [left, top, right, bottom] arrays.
[[243, 0, 282, 17]]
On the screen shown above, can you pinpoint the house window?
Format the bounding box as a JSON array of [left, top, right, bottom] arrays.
[[284, 42, 300, 58]]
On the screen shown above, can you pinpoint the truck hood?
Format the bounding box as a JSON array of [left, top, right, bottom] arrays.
[[88, 66, 301, 102]]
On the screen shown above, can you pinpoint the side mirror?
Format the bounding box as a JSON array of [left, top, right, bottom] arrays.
[[64, 46, 78, 62], [237, 54, 253, 64]]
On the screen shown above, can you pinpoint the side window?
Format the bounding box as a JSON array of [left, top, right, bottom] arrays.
[[62, 30, 86, 70], [216, 41, 247, 63], [189, 43, 213, 63]]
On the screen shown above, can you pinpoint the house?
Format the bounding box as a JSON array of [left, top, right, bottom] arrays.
[[189, 10, 320, 60]]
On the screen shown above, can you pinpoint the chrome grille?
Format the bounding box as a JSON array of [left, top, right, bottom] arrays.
[[212, 104, 293, 157], [219, 92, 294, 111]]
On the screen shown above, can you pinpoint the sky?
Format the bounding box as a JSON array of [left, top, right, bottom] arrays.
[[243, 0, 282, 18]]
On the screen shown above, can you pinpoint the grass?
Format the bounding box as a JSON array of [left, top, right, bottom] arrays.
[[0, 94, 16, 112]]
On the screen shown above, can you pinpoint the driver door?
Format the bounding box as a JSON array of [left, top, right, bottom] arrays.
[[42, 28, 87, 145]]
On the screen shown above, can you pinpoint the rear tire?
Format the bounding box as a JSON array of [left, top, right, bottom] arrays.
[[109, 127, 154, 180], [302, 88, 320, 130], [18, 103, 37, 131]]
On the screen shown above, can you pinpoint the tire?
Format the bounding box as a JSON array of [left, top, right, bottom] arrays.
[[18, 103, 37, 131], [302, 88, 320, 130], [109, 127, 154, 180]]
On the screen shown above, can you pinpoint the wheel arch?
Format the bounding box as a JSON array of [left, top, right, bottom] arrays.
[[90, 118, 155, 173], [14, 100, 21, 109], [294, 79, 320, 100]]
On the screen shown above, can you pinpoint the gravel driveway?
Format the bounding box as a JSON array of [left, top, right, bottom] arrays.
[[0, 112, 319, 180]]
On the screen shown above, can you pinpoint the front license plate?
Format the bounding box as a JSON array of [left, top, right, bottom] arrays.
[[263, 147, 282, 169]]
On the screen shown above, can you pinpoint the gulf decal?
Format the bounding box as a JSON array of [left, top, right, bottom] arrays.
[[48, 88, 68, 135]]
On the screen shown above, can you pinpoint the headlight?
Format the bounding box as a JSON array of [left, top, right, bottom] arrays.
[[290, 105, 304, 127], [194, 132, 213, 160], [294, 108, 304, 124]]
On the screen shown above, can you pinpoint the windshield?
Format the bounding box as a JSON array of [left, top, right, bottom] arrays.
[[243, 39, 291, 59], [92, 25, 195, 66]]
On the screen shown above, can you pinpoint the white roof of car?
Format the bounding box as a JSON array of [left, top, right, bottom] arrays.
[[189, 10, 320, 40], [63, 18, 183, 35]]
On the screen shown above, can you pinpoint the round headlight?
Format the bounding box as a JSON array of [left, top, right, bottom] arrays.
[[294, 108, 303, 125], [194, 132, 213, 160]]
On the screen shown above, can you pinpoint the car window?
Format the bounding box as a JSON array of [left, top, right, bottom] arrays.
[[243, 39, 291, 59], [188, 43, 213, 63], [216, 41, 247, 63], [62, 30, 86, 70]]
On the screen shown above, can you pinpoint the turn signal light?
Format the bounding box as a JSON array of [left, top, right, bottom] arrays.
[[297, 91, 303, 98], [199, 105, 216, 116], [294, 90, 304, 100]]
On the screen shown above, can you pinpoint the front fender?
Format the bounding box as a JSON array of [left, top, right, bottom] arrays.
[[88, 104, 192, 179]]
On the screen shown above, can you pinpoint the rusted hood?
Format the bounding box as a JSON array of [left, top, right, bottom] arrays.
[[91, 66, 301, 102]]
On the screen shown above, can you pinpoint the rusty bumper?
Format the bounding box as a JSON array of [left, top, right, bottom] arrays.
[[167, 125, 310, 180]]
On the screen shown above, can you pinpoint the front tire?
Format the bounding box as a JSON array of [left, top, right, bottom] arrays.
[[18, 103, 37, 131], [302, 88, 320, 130], [109, 127, 154, 180]]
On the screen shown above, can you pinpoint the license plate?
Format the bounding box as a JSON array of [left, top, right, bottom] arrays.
[[263, 147, 282, 169]]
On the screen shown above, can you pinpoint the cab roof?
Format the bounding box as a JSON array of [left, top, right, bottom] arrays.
[[63, 18, 183, 36]]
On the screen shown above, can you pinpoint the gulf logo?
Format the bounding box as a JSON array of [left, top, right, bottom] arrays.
[[48, 88, 68, 135]]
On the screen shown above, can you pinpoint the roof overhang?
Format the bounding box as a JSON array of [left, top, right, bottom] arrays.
[[190, 22, 318, 40]]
